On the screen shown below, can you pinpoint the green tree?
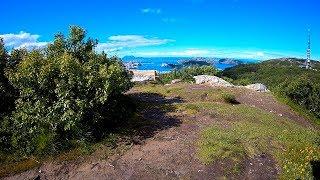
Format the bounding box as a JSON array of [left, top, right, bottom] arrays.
[[0, 38, 16, 115], [0, 38, 18, 154], [47, 26, 98, 63], [6, 26, 133, 155], [7, 48, 28, 68]]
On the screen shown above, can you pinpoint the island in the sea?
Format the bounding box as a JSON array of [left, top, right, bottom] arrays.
[[122, 56, 259, 72]]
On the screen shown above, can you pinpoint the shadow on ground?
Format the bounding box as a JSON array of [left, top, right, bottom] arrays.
[[311, 160, 320, 180], [124, 92, 184, 143]]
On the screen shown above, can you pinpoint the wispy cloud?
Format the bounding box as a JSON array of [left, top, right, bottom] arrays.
[[0, 31, 48, 49], [0, 31, 174, 54], [162, 18, 177, 23], [141, 8, 162, 14], [0, 31, 298, 60], [96, 35, 174, 52]]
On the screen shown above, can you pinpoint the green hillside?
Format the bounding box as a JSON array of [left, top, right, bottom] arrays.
[[222, 58, 320, 124]]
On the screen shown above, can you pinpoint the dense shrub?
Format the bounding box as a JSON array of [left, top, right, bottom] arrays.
[[159, 65, 217, 84], [222, 59, 320, 88], [284, 76, 320, 118], [1, 26, 133, 156], [221, 93, 238, 104]]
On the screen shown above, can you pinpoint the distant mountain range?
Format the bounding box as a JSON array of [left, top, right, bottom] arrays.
[[122, 56, 258, 64], [121, 56, 260, 72]]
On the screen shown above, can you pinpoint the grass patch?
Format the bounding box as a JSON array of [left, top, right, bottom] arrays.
[[0, 158, 40, 178], [198, 104, 320, 179], [181, 104, 201, 115], [133, 84, 239, 104]]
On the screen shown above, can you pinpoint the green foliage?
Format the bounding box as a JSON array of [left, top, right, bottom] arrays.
[[222, 60, 320, 88], [0, 26, 134, 157], [0, 38, 19, 158], [234, 78, 252, 86], [221, 93, 237, 104], [222, 59, 320, 121], [159, 65, 217, 84], [47, 26, 98, 63], [7, 48, 28, 68], [0, 38, 16, 115], [283, 76, 320, 118]]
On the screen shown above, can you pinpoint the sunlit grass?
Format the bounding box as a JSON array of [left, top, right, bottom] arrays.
[[197, 103, 320, 179]]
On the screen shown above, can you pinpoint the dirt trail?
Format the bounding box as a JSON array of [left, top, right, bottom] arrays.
[[5, 85, 313, 180]]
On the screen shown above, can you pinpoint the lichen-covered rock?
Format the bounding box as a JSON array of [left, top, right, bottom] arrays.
[[194, 75, 234, 87], [171, 79, 182, 84], [245, 83, 269, 92]]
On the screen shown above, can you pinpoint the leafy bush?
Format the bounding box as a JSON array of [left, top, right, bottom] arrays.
[[1, 26, 134, 156], [284, 76, 320, 118], [221, 93, 238, 104], [159, 65, 217, 84]]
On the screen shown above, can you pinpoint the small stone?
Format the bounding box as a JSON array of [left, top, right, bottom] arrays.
[[260, 153, 266, 158]]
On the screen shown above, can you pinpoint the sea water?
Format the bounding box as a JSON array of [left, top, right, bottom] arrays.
[[122, 57, 258, 73]]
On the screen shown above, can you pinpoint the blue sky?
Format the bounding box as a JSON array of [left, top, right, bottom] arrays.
[[1, 0, 320, 60]]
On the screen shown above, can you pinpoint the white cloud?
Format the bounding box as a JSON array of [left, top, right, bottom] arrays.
[[96, 35, 173, 52], [0, 32, 295, 60], [141, 8, 162, 14], [0, 31, 48, 49]]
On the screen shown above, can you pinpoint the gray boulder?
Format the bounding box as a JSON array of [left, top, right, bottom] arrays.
[[194, 75, 234, 87], [245, 83, 269, 92], [171, 79, 182, 84]]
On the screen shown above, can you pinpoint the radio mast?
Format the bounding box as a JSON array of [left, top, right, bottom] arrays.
[[306, 29, 311, 69]]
